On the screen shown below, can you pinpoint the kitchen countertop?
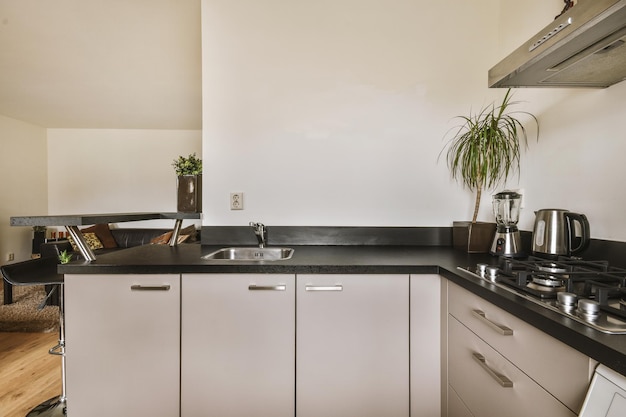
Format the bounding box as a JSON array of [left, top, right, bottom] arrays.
[[59, 243, 626, 376]]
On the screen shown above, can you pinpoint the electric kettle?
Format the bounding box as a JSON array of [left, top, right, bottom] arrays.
[[532, 209, 590, 258]]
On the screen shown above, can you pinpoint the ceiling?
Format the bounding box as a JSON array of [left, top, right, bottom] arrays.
[[0, 0, 202, 129]]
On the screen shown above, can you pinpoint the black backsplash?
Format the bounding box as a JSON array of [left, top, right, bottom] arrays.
[[201, 226, 626, 268], [202, 226, 452, 247]]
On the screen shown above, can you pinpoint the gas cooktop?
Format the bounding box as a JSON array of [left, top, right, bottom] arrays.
[[458, 256, 626, 334]]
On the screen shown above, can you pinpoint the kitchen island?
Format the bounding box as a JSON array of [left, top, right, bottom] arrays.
[[58, 243, 626, 416]]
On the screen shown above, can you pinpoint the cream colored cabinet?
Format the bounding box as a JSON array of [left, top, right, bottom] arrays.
[[449, 315, 576, 417], [446, 282, 595, 417], [448, 386, 474, 417], [410, 274, 443, 417], [65, 274, 180, 417], [181, 274, 295, 417], [296, 274, 409, 417]]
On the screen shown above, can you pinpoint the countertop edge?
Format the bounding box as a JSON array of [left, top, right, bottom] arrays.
[[59, 244, 626, 377]]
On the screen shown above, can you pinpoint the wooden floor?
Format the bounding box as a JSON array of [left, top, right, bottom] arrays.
[[0, 332, 62, 417]]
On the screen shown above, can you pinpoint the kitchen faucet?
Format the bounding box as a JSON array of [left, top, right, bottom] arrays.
[[249, 222, 267, 248]]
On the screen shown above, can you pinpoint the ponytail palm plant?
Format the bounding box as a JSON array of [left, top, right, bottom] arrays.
[[442, 89, 538, 224]]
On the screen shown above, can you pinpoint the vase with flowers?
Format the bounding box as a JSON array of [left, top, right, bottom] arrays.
[[173, 153, 203, 213]]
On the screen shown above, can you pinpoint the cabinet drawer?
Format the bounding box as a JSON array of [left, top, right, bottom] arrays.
[[448, 385, 474, 417], [448, 282, 592, 412], [448, 315, 576, 417]]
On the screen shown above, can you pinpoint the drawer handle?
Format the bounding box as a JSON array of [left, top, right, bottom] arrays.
[[472, 310, 513, 335], [472, 353, 513, 388], [305, 285, 343, 292], [130, 285, 171, 291], [248, 284, 286, 291]]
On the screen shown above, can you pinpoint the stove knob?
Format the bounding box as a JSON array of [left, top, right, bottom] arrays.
[[577, 299, 601, 320], [485, 266, 499, 282], [557, 292, 577, 308], [477, 263, 488, 275]]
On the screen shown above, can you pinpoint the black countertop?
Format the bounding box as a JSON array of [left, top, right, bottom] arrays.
[[59, 244, 626, 376]]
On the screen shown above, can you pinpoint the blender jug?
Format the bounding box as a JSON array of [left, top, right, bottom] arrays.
[[490, 191, 523, 257]]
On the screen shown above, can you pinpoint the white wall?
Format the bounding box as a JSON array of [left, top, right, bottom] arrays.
[[202, 0, 503, 227], [7, 0, 624, 247], [47, 129, 202, 229], [2, 126, 201, 258], [0, 115, 48, 262], [202, 0, 626, 241]]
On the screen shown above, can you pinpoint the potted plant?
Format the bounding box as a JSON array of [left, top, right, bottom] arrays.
[[58, 249, 73, 264], [172, 153, 203, 213], [441, 89, 538, 253]]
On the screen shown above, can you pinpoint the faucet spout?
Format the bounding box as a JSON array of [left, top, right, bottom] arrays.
[[249, 222, 267, 248]]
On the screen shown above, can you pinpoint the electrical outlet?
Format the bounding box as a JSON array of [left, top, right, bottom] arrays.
[[230, 192, 244, 210], [7, 252, 14, 261]]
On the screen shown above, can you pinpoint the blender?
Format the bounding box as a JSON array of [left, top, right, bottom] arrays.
[[490, 191, 523, 257]]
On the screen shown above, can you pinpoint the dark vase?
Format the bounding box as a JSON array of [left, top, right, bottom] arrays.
[[177, 175, 202, 213], [32, 230, 46, 255]]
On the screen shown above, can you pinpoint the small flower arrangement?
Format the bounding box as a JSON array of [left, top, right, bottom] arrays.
[[172, 153, 202, 176]]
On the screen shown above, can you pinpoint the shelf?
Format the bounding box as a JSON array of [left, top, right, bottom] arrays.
[[10, 212, 201, 261], [10, 212, 200, 227]]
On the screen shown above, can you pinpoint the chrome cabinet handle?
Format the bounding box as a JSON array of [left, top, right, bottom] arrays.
[[130, 285, 171, 291], [472, 353, 513, 388], [305, 285, 343, 292], [248, 284, 286, 291], [472, 310, 513, 335]]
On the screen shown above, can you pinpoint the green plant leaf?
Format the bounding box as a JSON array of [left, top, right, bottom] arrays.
[[172, 152, 203, 176], [58, 249, 72, 264]]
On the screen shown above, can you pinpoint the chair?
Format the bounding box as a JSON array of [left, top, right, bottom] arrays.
[[2, 240, 71, 307], [1, 257, 67, 417]]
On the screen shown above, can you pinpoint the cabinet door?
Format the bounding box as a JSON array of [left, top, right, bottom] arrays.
[[296, 274, 409, 417], [181, 274, 295, 417], [65, 274, 180, 417]]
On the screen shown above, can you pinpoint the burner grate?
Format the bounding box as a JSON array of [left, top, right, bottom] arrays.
[[458, 257, 626, 334], [497, 256, 626, 300]]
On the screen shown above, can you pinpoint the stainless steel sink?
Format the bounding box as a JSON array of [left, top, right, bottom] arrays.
[[202, 247, 294, 261]]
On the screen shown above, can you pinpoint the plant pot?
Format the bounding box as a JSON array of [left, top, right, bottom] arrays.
[[453, 221, 496, 253], [177, 175, 202, 213]]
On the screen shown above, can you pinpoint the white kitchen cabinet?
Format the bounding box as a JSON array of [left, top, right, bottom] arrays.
[[65, 274, 180, 417], [181, 274, 295, 417], [448, 315, 577, 417], [410, 274, 443, 417], [296, 274, 409, 417], [448, 385, 474, 417], [446, 281, 594, 417]]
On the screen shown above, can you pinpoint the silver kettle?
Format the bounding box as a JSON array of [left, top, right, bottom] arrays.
[[532, 209, 590, 258]]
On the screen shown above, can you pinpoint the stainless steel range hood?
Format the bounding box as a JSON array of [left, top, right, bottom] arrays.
[[489, 0, 626, 88]]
